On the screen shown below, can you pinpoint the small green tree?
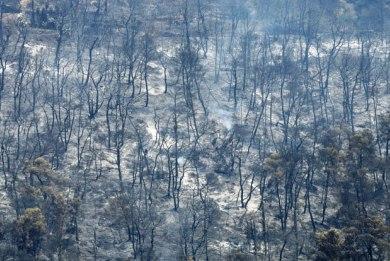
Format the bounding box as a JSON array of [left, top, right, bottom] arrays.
[[319, 128, 344, 223], [14, 158, 70, 259], [342, 216, 389, 260], [339, 129, 378, 216], [315, 217, 389, 260], [14, 207, 46, 257], [315, 228, 344, 260]]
